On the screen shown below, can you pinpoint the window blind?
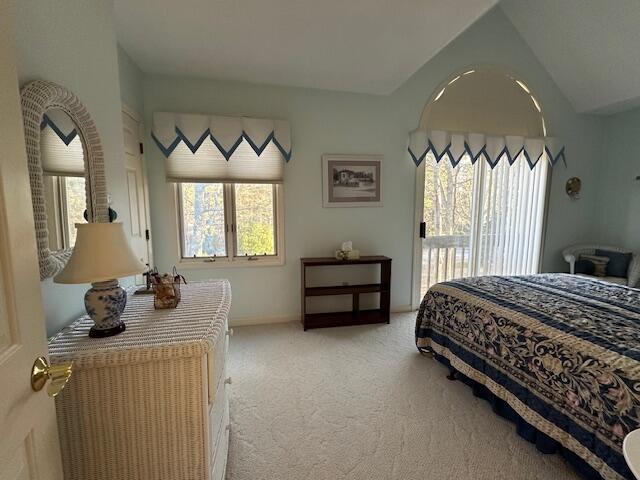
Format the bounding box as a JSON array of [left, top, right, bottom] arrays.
[[152, 112, 290, 183], [475, 154, 548, 276], [40, 122, 85, 177], [166, 138, 284, 183]]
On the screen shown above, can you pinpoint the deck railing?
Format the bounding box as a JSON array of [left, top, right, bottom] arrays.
[[421, 234, 471, 295]]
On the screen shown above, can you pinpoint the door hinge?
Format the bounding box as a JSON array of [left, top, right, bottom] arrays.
[[139, 142, 144, 154], [419, 222, 426, 238], [145, 229, 150, 241]]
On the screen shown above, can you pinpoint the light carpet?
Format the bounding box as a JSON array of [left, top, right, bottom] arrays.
[[226, 312, 581, 480]]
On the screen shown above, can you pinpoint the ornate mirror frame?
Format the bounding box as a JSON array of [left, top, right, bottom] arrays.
[[20, 80, 109, 280]]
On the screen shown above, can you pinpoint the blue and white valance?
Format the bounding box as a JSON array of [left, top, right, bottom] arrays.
[[40, 109, 78, 145], [408, 129, 565, 169], [39, 108, 85, 176], [152, 112, 292, 162]]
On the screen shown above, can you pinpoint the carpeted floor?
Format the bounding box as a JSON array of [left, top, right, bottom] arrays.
[[226, 312, 581, 480]]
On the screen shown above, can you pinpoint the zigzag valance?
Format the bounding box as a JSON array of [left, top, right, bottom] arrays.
[[41, 109, 78, 145], [408, 129, 565, 169], [40, 109, 85, 177], [152, 112, 292, 162]]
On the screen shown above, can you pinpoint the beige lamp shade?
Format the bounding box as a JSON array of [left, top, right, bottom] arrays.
[[54, 223, 146, 284]]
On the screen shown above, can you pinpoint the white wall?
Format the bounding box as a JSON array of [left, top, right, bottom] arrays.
[[142, 7, 604, 324], [9, 0, 132, 336], [118, 44, 145, 116], [7, 2, 607, 332], [594, 107, 640, 250]]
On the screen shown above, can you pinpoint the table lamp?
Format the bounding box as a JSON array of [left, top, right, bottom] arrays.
[[54, 223, 146, 338]]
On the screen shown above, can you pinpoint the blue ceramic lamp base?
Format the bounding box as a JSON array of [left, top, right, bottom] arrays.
[[85, 279, 128, 338]]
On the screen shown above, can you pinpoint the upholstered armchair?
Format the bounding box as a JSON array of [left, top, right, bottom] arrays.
[[563, 245, 640, 287]]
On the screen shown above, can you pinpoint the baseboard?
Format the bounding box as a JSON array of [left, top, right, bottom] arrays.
[[391, 304, 414, 313], [229, 306, 414, 327], [229, 314, 299, 327]]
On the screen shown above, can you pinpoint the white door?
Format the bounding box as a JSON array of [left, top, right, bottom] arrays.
[[0, 3, 64, 478], [122, 108, 152, 285]]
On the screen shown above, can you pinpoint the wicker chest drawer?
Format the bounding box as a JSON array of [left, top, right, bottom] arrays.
[[208, 322, 229, 405], [209, 371, 229, 463], [48, 280, 232, 480], [211, 402, 230, 480]]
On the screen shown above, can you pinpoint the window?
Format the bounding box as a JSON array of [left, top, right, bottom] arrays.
[[62, 176, 87, 247], [40, 108, 88, 250], [179, 183, 226, 258], [233, 183, 276, 256], [420, 151, 547, 295], [177, 182, 282, 265], [415, 67, 550, 299], [153, 113, 290, 267], [44, 175, 87, 250]]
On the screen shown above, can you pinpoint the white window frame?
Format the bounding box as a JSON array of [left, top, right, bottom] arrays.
[[44, 175, 84, 251], [173, 182, 285, 268]]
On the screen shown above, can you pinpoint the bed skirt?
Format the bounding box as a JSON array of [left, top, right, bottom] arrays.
[[416, 274, 640, 480], [432, 352, 605, 479]]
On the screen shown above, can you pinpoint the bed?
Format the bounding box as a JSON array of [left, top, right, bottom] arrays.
[[415, 273, 640, 480]]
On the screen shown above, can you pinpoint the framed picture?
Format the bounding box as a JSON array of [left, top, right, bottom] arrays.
[[322, 154, 382, 207]]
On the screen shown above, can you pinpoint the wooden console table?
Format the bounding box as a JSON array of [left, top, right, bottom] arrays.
[[300, 256, 391, 330]]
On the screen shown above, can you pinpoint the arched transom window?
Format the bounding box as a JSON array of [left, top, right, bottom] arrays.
[[414, 66, 556, 297]]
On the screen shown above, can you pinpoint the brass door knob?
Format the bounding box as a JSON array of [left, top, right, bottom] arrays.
[[31, 356, 73, 398]]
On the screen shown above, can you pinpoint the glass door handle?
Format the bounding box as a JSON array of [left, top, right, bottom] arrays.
[[419, 222, 426, 238]]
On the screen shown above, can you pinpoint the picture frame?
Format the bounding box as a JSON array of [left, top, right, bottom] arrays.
[[322, 154, 382, 207]]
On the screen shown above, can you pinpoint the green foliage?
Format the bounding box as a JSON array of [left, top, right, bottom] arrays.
[[65, 176, 87, 247], [181, 183, 226, 257], [237, 223, 274, 256], [234, 184, 275, 255], [180, 183, 275, 258], [423, 154, 473, 237]]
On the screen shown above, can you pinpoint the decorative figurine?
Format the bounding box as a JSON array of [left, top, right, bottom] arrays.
[[335, 241, 360, 260]]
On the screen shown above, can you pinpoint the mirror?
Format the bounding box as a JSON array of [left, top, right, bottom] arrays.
[[21, 80, 109, 280], [40, 109, 89, 251]]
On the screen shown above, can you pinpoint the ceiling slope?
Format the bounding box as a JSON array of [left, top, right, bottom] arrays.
[[114, 0, 497, 95], [501, 0, 640, 115]]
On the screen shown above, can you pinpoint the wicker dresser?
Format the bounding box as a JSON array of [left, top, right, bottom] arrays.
[[48, 280, 232, 480]]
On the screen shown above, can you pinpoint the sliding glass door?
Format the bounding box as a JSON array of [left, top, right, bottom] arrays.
[[475, 156, 548, 277], [419, 152, 547, 296], [420, 153, 477, 297]]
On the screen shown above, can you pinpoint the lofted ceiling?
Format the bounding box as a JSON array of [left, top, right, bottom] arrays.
[[501, 0, 640, 115], [114, 0, 640, 115], [113, 0, 498, 95]]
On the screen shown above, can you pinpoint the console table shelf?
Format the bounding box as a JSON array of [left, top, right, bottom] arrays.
[[305, 283, 383, 296], [300, 256, 391, 330]]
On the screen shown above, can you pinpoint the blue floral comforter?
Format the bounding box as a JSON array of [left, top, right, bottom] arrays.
[[415, 273, 640, 480]]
